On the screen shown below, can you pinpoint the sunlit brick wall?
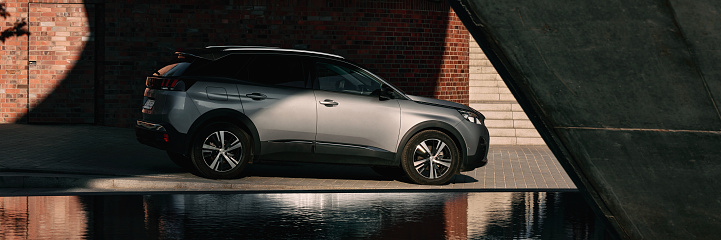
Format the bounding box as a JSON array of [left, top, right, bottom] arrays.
[[0, 0, 29, 123], [28, 2, 95, 123], [437, 12, 469, 105]]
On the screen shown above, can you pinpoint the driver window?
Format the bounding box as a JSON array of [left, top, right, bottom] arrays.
[[315, 62, 381, 95]]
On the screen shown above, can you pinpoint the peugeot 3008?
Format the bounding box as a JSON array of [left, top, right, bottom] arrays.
[[136, 46, 489, 185]]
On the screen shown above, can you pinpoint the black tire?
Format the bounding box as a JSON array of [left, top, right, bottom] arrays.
[[167, 151, 194, 171], [400, 130, 460, 185], [371, 166, 404, 180], [190, 122, 252, 179]]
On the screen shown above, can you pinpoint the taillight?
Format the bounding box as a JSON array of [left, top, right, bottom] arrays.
[[146, 77, 187, 91], [161, 79, 179, 90]]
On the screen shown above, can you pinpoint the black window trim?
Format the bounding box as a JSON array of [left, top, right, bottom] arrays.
[[309, 58, 409, 100]]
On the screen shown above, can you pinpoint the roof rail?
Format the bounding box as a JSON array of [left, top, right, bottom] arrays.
[[205, 46, 278, 49], [222, 48, 344, 59]]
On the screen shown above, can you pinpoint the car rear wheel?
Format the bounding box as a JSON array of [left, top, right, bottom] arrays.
[[190, 122, 251, 179], [400, 130, 460, 185]]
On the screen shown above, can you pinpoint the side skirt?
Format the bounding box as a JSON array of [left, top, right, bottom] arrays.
[[257, 140, 397, 166], [314, 142, 396, 166]]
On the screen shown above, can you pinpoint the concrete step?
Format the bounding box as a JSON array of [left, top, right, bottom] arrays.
[[485, 119, 514, 128], [482, 111, 514, 120], [470, 93, 520, 102], [471, 102, 513, 111], [488, 128, 542, 138], [469, 36, 544, 146], [469, 73, 503, 82], [469, 79, 503, 87], [479, 111, 531, 121], [469, 86, 500, 94], [516, 128, 541, 138], [469, 86, 512, 94], [513, 119, 536, 129], [470, 66, 498, 74], [469, 59, 493, 67], [484, 119, 538, 129], [489, 128, 517, 137], [515, 137, 546, 145]]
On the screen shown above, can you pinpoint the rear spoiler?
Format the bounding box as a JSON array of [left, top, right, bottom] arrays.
[[174, 51, 214, 61], [175, 46, 277, 61]]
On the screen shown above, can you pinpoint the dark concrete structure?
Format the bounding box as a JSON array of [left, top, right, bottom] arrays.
[[449, 0, 721, 239]]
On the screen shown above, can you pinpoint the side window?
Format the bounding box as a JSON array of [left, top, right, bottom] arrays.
[[243, 55, 306, 88], [315, 62, 381, 95], [188, 54, 251, 78]]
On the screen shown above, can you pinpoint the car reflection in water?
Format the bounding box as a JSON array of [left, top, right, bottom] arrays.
[[0, 192, 610, 239]]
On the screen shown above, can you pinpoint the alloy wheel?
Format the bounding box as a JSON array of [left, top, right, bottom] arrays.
[[412, 138, 452, 179], [201, 130, 243, 173]]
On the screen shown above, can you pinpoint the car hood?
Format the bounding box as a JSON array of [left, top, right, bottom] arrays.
[[406, 95, 472, 111]]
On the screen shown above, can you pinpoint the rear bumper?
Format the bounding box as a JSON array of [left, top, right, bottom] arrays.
[[135, 120, 187, 154]]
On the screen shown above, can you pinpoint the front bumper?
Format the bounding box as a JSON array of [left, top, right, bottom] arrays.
[[462, 151, 489, 171], [461, 131, 490, 172]]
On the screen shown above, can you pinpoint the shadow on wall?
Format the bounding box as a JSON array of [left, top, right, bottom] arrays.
[[0, 3, 30, 42], [8, 0, 466, 127], [25, 3, 98, 124]]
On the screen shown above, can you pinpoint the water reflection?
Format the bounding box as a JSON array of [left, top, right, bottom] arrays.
[[0, 192, 609, 239], [0, 196, 90, 239]]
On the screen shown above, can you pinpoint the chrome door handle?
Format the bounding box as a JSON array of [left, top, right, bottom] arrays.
[[319, 99, 338, 106], [246, 93, 267, 100]]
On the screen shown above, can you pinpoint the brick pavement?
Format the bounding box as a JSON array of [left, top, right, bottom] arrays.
[[0, 124, 575, 193]]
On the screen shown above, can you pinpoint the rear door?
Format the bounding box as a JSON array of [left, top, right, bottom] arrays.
[[234, 54, 317, 160]]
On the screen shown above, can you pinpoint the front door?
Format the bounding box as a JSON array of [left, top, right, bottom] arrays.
[[312, 61, 401, 163]]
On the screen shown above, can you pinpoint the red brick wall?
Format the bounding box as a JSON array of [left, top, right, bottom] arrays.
[[1, 0, 468, 127], [28, 3, 95, 123], [0, 0, 30, 123], [439, 10, 470, 105]]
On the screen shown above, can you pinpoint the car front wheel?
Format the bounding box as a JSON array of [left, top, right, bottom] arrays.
[[400, 130, 460, 185], [190, 122, 251, 179]]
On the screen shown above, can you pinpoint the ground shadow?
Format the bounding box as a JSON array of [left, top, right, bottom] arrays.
[[243, 161, 479, 184]]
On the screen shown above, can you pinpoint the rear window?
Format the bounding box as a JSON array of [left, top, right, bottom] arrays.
[[241, 55, 305, 87], [154, 62, 192, 77], [182, 54, 306, 88]]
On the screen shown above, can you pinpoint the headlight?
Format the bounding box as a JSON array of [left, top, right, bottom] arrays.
[[458, 109, 484, 125]]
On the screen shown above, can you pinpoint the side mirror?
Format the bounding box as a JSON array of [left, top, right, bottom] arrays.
[[379, 87, 394, 101]]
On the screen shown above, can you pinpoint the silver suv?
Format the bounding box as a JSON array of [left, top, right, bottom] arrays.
[[136, 46, 489, 185]]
